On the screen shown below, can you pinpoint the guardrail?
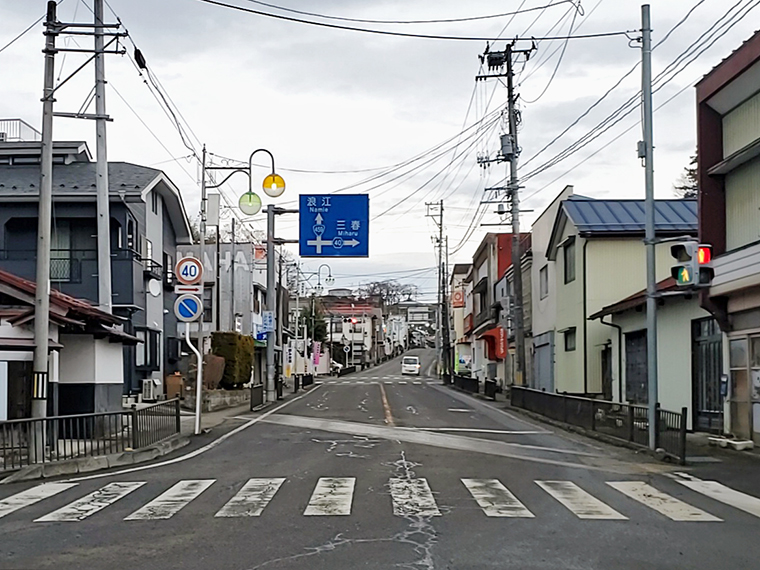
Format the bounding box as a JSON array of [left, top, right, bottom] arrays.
[[0, 399, 181, 473], [337, 365, 357, 377], [510, 387, 687, 464]]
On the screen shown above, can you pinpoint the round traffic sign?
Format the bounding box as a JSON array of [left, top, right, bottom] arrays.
[[174, 294, 203, 322], [343, 345, 351, 353], [175, 257, 203, 285]]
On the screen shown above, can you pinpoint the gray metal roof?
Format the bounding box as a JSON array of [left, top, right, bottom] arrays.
[[0, 162, 160, 196], [563, 197, 697, 234]]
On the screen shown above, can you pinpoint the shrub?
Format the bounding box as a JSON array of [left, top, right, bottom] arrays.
[[211, 331, 255, 389]]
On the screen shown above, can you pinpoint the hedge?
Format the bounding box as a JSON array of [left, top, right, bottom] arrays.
[[211, 331, 255, 389]]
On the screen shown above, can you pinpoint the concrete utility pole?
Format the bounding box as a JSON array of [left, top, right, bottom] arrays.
[[230, 217, 236, 330], [31, 1, 59, 448], [505, 44, 526, 387], [426, 201, 444, 376], [641, 5, 659, 451], [94, 0, 112, 314], [195, 145, 207, 436], [266, 207, 277, 403], [476, 42, 534, 387]]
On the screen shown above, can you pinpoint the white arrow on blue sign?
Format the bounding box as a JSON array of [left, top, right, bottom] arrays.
[[174, 294, 203, 322]]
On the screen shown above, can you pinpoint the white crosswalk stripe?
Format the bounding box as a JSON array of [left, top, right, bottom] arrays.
[[537, 481, 627, 520], [607, 481, 721, 522], [389, 478, 441, 517], [35, 482, 145, 522], [678, 479, 760, 519], [0, 483, 78, 519], [304, 477, 355, 516], [125, 480, 215, 521], [4, 475, 758, 523], [462, 479, 534, 517], [215, 478, 285, 518]]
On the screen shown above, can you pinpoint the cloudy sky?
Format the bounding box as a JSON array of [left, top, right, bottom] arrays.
[[1, 0, 757, 301]]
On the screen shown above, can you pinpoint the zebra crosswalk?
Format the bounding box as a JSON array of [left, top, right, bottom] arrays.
[[316, 378, 435, 385], [1, 475, 758, 524]]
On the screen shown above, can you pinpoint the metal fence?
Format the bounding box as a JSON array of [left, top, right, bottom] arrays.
[[0, 399, 181, 473], [510, 387, 687, 464]]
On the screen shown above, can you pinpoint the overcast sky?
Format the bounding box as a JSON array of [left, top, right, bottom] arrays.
[[1, 0, 757, 301]]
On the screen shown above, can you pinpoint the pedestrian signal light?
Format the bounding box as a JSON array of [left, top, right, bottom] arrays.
[[670, 241, 714, 288]]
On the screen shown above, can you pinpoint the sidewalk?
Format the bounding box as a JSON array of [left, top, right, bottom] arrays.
[[179, 403, 255, 435]]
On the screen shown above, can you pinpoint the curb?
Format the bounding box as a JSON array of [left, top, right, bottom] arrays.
[[0, 434, 190, 484]]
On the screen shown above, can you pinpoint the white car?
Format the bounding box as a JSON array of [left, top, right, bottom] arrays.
[[401, 356, 421, 375]]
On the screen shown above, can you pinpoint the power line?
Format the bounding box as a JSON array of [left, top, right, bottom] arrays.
[[240, 0, 582, 25], [0, 1, 66, 55], [196, 0, 633, 43]]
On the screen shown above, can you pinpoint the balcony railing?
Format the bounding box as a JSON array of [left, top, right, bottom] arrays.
[[0, 248, 142, 304]]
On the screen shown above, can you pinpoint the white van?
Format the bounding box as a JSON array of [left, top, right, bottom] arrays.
[[401, 355, 421, 375]]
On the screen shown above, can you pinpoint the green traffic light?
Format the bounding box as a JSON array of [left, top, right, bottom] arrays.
[[676, 266, 692, 285]]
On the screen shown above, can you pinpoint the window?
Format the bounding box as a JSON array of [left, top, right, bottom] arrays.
[[203, 286, 213, 323], [564, 327, 576, 352], [539, 265, 548, 299], [163, 252, 174, 285], [151, 191, 160, 215], [564, 237, 576, 284], [127, 220, 136, 251], [135, 327, 161, 371]]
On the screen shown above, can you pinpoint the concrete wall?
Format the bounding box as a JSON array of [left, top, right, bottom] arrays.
[[610, 297, 712, 430], [531, 186, 573, 340]]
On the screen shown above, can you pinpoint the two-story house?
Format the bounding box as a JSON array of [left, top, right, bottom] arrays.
[[697, 30, 760, 443], [468, 233, 511, 385], [544, 195, 697, 398], [0, 134, 193, 412], [450, 263, 471, 374], [531, 185, 576, 392], [494, 233, 532, 387]]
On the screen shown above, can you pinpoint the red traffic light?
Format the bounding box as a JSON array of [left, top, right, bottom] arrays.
[[350, 318, 358, 324], [697, 246, 711, 264]]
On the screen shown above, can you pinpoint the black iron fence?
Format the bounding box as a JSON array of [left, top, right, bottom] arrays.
[[453, 374, 479, 394], [510, 387, 687, 464], [0, 399, 181, 473]]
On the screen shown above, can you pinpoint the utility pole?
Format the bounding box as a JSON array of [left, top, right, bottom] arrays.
[[506, 44, 526, 387], [31, 2, 59, 454], [476, 42, 535, 387], [426, 200, 444, 377], [441, 236, 452, 382], [93, 0, 112, 314], [230, 217, 236, 331], [195, 145, 207, 436], [641, 4, 659, 451]]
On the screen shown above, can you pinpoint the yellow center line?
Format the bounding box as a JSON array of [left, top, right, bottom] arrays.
[[379, 382, 395, 427]]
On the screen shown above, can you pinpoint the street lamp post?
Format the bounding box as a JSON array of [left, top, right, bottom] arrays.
[[205, 149, 295, 404]]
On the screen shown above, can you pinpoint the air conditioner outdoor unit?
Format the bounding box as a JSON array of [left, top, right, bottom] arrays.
[[142, 378, 159, 402]]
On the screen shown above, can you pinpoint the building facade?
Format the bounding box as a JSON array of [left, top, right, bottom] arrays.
[[697, 30, 760, 442], [0, 136, 193, 411]]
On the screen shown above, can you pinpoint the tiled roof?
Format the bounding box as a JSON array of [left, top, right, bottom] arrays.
[[0, 162, 160, 196], [563, 197, 697, 234]]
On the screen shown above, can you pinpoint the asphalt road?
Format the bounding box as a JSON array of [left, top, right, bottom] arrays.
[[2, 348, 760, 570]]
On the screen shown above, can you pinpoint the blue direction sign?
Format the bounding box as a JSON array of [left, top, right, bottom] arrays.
[[299, 194, 369, 257], [174, 294, 203, 323]]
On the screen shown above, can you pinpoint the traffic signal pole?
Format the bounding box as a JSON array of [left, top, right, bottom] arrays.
[[641, 5, 659, 451]]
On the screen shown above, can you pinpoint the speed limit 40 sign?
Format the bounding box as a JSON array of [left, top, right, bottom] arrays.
[[175, 257, 203, 285]]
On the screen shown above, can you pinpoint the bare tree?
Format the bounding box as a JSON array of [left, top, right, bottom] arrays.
[[357, 280, 418, 307], [674, 153, 698, 199]]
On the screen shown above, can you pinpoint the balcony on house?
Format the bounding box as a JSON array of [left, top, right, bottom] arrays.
[[0, 247, 142, 305]]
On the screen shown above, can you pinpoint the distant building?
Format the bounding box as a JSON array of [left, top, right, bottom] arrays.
[[0, 129, 192, 411]]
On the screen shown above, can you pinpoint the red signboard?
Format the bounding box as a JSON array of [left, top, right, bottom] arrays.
[[452, 289, 465, 308], [464, 313, 473, 334]]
